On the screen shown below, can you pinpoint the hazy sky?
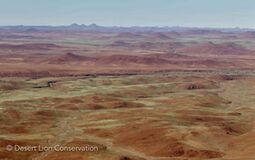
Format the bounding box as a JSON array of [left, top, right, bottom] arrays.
[[0, 0, 255, 28]]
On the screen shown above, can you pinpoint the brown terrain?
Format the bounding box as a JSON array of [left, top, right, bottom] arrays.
[[0, 27, 255, 160]]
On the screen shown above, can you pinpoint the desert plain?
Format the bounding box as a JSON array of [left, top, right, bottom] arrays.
[[0, 27, 255, 160]]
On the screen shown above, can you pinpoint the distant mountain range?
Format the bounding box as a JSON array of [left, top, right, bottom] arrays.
[[1, 24, 255, 33]]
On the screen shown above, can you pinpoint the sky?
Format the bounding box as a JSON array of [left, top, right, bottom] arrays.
[[0, 0, 255, 28]]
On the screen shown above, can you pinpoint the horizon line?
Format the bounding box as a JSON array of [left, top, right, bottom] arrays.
[[0, 24, 255, 30]]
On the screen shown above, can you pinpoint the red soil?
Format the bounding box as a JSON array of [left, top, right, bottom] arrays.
[[0, 43, 60, 50], [179, 42, 252, 55]]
